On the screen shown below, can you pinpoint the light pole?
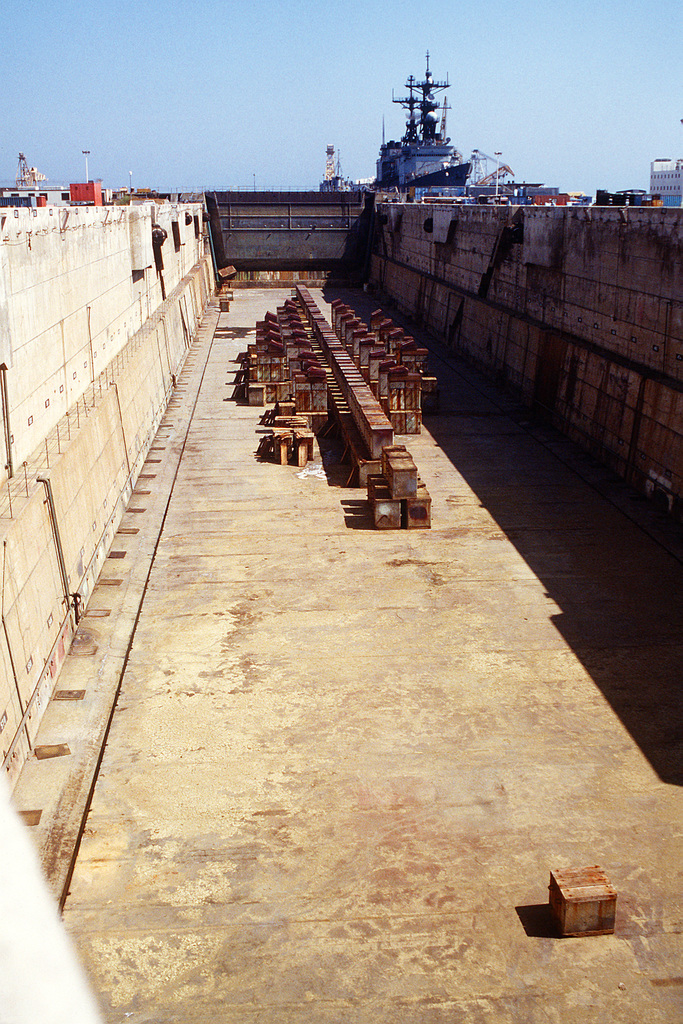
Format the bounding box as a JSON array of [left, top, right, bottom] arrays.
[[129, 170, 133, 198], [494, 152, 502, 200], [82, 150, 90, 182]]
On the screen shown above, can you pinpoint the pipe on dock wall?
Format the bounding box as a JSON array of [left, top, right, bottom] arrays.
[[36, 476, 71, 614], [0, 366, 12, 480]]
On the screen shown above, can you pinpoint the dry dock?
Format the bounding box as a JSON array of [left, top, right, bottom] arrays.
[[19, 287, 682, 1022]]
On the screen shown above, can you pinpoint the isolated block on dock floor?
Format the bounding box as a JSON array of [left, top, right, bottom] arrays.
[[549, 866, 617, 937], [421, 377, 440, 414]]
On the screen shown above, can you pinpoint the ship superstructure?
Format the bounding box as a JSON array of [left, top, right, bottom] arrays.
[[376, 54, 471, 190]]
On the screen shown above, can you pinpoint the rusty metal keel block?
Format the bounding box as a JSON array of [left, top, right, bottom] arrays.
[[391, 410, 422, 435], [385, 453, 418, 498], [549, 866, 617, 937], [358, 459, 382, 487], [373, 488, 402, 529], [273, 432, 293, 465], [366, 473, 389, 501], [403, 484, 432, 529]]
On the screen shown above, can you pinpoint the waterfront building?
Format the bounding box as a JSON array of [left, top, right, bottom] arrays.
[[0, 182, 109, 208], [650, 158, 683, 206], [0, 183, 72, 207]]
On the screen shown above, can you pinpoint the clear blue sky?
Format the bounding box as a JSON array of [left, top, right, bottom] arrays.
[[2, 0, 681, 197]]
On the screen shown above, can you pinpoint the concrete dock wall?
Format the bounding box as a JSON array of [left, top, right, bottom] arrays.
[[0, 202, 205, 479], [0, 204, 213, 787], [370, 204, 683, 515]]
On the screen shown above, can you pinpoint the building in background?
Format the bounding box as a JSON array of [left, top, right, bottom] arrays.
[[0, 182, 110, 208], [650, 158, 683, 206], [0, 184, 72, 207], [69, 181, 103, 206]]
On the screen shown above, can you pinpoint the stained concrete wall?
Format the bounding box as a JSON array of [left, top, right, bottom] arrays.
[[370, 204, 683, 515], [0, 202, 204, 479], [0, 204, 213, 788]]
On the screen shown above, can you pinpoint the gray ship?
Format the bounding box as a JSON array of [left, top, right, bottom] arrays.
[[375, 54, 471, 190]]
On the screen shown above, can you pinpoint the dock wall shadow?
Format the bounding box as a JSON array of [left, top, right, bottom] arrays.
[[322, 284, 683, 786]]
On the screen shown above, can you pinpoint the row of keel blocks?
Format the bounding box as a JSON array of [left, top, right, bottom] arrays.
[[295, 286, 394, 459]]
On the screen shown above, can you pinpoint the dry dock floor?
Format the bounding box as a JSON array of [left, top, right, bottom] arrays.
[[29, 289, 683, 1021]]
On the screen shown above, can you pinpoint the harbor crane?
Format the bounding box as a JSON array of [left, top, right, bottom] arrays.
[[469, 149, 514, 185], [16, 153, 46, 188], [324, 145, 336, 183]]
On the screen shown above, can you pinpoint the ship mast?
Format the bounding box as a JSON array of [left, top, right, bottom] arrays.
[[392, 75, 420, 144], [392, 53, 450, 147]]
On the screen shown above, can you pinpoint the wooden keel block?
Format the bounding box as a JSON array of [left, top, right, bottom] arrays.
[[294, 430, 315, 467], [296, 443, 309, 468], [549, 866, 617, 937], [273, 432, 293, 465]]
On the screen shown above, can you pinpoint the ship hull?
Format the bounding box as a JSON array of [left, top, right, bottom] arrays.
[[402, 162, 471, 189], [375, 161, 471, 191]]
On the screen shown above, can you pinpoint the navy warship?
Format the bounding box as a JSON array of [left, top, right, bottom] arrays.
[[375, 54, 471, 190]]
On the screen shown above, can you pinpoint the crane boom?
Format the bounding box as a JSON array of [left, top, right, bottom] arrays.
[[477, 164, 514, 186]]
